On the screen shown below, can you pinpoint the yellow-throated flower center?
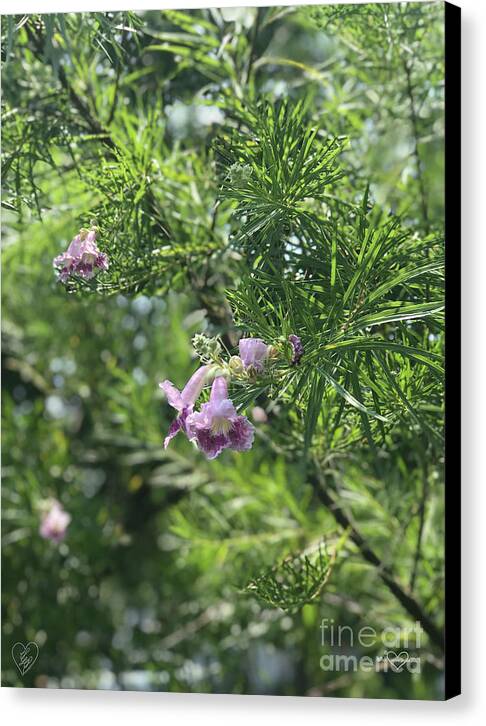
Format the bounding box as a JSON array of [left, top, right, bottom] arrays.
[[211, 417, 233, 436]]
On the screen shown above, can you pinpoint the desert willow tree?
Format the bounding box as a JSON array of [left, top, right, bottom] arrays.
[[2, 4, 444, 659]]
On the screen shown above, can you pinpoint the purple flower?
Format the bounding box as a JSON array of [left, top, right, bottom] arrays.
[[39, 500, 71, 543], [186, 377, 254, 460], [288, 334, 303, 365], [239, 338, 269, 372], [159, 365, 212, 448], [53, 228, 109, 282]]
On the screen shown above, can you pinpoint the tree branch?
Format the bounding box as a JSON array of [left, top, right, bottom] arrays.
[[309, 469, 444, 651], [410, 460, 429, 591]]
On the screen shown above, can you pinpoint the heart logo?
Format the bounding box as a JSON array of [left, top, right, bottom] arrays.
[[385, 650, 410, 672], [12, 641, 39, 676]]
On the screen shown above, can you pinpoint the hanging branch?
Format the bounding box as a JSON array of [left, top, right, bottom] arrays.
[[26, 19, 170, 240]]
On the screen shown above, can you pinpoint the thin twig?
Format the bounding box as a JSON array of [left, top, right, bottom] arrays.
[[106, 62, 122, 126], [27, 20, 170, 239], [410, 459, 429, 591], [244, 7, 265, 87], [403, 59, 430, 234]]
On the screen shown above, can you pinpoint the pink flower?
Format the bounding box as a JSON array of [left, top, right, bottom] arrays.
[[238, 338, 269, 372], [53, 228, 109, 282], [159, 365, 212, 448], [251, 406, 268, 423], [186, 377, 254, 460], [39, 500, 71, 543]]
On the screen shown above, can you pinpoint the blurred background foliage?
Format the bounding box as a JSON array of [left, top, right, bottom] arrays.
[[2, 3, 445, 698]]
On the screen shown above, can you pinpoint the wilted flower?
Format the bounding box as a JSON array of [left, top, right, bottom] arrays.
[[288, 334, 303, 365], [239, 338, 269, 373], [159, 365, 212, 448], [53, 228, 109, 282], [186, 376, 254, 460], [39, 500, 71, 543]]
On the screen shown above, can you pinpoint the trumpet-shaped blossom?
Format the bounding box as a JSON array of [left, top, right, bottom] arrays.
[[159, 365, 212, 448], [39, 500, 71, 543], [186, 377, 254, 460], [288, 334, 303, 365], [53, 229, 109, 282], [239, 338, 269, 372]]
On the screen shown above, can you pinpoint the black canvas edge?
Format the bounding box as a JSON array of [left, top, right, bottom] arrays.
[[444, 0, 461, 701]]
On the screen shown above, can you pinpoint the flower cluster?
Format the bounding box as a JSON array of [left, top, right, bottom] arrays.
[[227, 162, 253, 186], [39, 499, 71, 543], [53, 227, 109, 283], [186, 376, 255, 459], [192, 333, 222, 363], [160, 337, 271, 460]]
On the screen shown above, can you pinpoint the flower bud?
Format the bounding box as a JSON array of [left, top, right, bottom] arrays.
[[228, 356, 245, 374], [288, 334, 303, 365], [192, 333, 222, 362], [208, 364, 230, 381], [251, 406, 268, 423]]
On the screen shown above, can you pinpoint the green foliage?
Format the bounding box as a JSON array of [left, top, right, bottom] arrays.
[[306, 1, 445, 228], [245, 544, 335, 612], [219, 102, 444, 453], [2, 3, 445, 699], [216, 100, 346, 260]]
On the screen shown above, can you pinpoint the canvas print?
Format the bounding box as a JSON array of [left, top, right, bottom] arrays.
[[1, 2, 459, 699]]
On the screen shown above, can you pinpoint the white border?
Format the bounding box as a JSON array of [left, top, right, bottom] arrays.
[[0, 0, 455, 13]]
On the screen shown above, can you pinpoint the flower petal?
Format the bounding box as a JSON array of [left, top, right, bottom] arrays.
[[228, 416, 255, 451], [239, 338, 269, 370], [163, 413, 185, 448], [180, 365, 212, 408], [192, 429, 229, 460], [159, 380, 184, 412]]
